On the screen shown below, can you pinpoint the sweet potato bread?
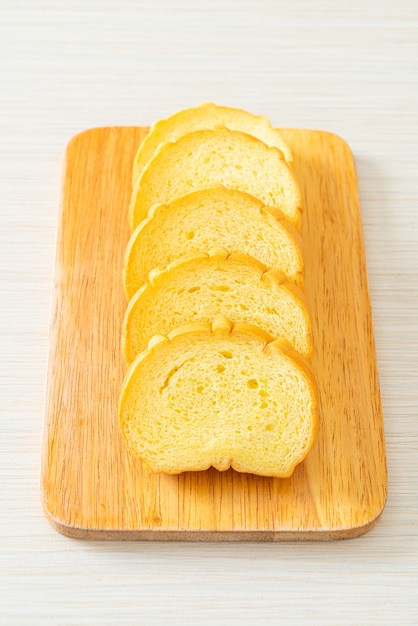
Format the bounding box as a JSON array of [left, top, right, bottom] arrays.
[[131, 102, 293, 183], [122, 250, 313, 364], [119, 316, 318, 477], [119, 104, 317, 478], [123, 185, 304, 299], [129, 128, 302, 230]]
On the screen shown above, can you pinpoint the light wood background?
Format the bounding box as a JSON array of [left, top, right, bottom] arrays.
[[1, 1, 417, 624]]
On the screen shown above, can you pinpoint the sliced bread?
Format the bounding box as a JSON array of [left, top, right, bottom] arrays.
[[132, 102, 293, 184], [119, 316, 318, 477], [129, 128, 302, 231], [122, 250, 313, 364], [123, 186, 304, 300]]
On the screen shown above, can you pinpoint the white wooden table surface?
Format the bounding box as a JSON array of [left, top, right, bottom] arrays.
[[1, 1, 417, 624]]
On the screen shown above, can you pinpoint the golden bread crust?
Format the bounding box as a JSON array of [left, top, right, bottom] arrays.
[[122, 250, 313, 364], [132, 102, 293, 184], [129, 128, 301, 230], [124, 186, 304, 299]]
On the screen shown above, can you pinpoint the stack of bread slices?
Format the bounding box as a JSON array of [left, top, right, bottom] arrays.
[[118, 103, 318, 478]]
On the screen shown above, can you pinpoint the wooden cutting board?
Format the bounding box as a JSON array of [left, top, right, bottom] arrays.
[[41, 127, 387, 540]]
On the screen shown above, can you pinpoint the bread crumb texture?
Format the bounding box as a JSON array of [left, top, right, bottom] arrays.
[[119, 320, 317, 477], [129, 127, 301, 230], [131, 102, 293, 184], [123, 186, 304, 299], [122, 250, 312, 363]]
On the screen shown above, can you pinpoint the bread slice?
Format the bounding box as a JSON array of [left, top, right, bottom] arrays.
[[129, 128, 302, 231], [132, 102, 293, 184], [119, 316, 318, 477], [123, 186, 304, 300], [122, 250, 313, 364]]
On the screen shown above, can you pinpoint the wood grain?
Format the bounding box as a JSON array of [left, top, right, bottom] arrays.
[[41, 127, 387, 540]]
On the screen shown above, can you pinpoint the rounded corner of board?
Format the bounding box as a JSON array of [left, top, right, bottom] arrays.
[[318, 129, 357, 161], [64, 127, 102, 152], [338, 504, 388, 541]]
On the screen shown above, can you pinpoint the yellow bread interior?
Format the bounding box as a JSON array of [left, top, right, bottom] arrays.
[[132, 102, 293, 184], [122, 250, 313, 364], [129, 128, 302, 231], [123, 185, 304, 299], [119, 316, 318, 477]]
